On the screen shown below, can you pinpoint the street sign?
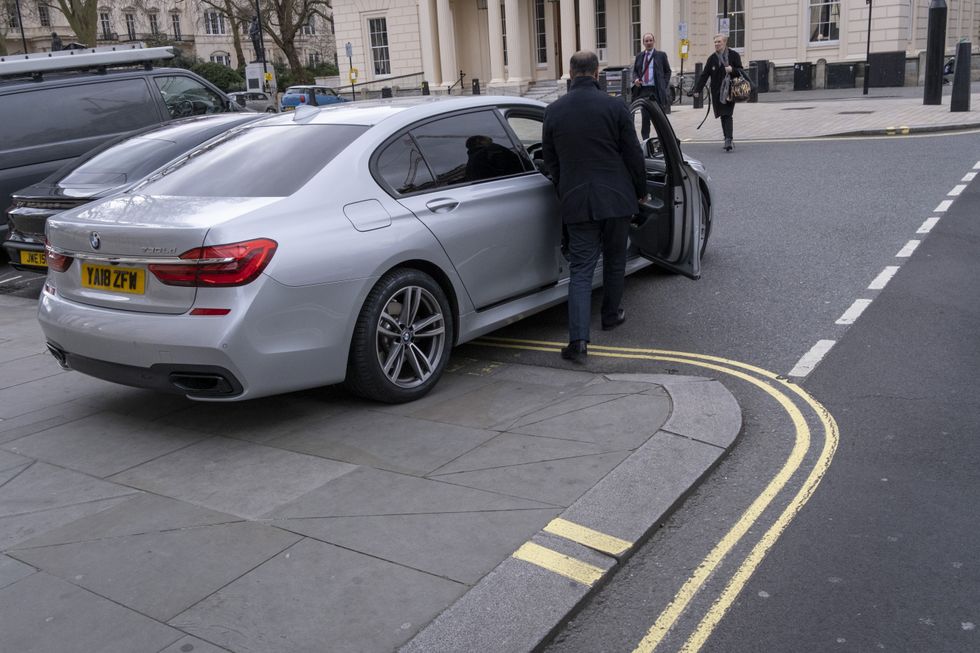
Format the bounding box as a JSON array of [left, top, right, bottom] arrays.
[[263, 72, 272, 81], [679, 39, 690, 60], [345, 42, 353, 59], [349, 67, 358, 83], [679, 22, 688, 39], [719, 18, 731, 35]]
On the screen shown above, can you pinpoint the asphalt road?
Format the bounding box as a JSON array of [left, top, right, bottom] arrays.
[[530, 133, 980, 652]]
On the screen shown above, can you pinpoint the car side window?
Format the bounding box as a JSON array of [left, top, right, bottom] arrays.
[[376, 133, 437, 196], [0, 79, 159, 150], [410, 111, 527, 188], [153, 75, 226, 118], [505, 113, 546, 173]]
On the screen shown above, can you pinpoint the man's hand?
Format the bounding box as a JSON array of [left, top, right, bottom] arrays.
[[633, 78, 641, 87]]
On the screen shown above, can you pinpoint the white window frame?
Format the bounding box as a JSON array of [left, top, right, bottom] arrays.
[[148, 12, 159, 35], [533, 0, 547, 66], [204, 11, 227, 36], [302, 16, 316, 35], [807, 0, 841, 45], [307, 51, 322, 66], [595, 0, 606, 51], [37, 2, 50, 27], [210, 52, 231, 66], [716, 0, 745, 50], [171, 12, 182, 40], [124, 12, 136, 41], [7, 3, 19, 29], [629, 0, 641, 55], [99, 11, 112, 40], [366, 15, 391, 77]]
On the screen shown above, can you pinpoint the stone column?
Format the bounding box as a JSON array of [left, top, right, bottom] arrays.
[[418, 0, 442, 86], [504, 0, 526, 84], [659, 0, 676, 72], [559, 0, 576, 79], [487, 0, 506, 84], [579, 0, 596, 52], [640, 0, 656, 44], [436, 0, 458, 89]]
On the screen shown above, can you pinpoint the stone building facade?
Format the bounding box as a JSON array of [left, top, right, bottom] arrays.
[[2, 2, 335, 71], [330, 0, 979, 92]]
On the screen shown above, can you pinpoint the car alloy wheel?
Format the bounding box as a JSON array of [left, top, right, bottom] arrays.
[[346, 268, 454, 403]]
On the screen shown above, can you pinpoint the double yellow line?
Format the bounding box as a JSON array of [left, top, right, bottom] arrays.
[[473, 336, 839, 653]]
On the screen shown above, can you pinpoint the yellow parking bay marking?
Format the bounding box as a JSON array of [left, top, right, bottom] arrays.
[[544, 518, 632, 556], [512, 542, 605, 587], [474, 336, 839, 652]]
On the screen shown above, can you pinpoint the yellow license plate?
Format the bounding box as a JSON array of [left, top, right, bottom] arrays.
[[284, 106, 294, 111], [20, 250, 47, 267], [81, 263, 145, 294]]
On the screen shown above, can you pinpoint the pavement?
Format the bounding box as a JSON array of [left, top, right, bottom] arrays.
[[0, 84, 976, 653]]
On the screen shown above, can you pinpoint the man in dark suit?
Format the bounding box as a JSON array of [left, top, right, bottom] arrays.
[[631, 32, 672, 135], [543, 51, 647, 363]]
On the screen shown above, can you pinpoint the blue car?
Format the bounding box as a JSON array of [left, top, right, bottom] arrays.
[[280, 85, 348, 111]]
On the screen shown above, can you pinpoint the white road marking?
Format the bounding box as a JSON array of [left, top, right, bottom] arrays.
[[934, 200, 953, 212], [974, 161, 980, 170], [836, 299, 873, 325], [963, 172, 976, 182], [868, 266, 900, 290], [0, 275, 22, 285], [896, 240, 920, 257], [788, 340, 837, 378], [948, 185, 967, 196], [917, 217, 940, 233]]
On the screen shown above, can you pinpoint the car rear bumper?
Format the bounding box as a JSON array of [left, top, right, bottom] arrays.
[[37, 275, 370, 401]]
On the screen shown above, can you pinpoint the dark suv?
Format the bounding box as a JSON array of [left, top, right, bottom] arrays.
[[0, 44, 238, 254]]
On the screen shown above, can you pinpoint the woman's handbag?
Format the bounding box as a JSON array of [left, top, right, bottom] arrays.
[[728, 73, 752, 103]]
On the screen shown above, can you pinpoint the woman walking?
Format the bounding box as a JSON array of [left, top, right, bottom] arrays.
[[689, 34, 744, 151]]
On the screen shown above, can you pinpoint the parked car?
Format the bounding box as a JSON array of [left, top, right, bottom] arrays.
[[280, 85, 348, 111], [39, 96, 711, 403], [229, 91, 278, 113], [0, 44, 239, 254], [3, 113, 269, 273]]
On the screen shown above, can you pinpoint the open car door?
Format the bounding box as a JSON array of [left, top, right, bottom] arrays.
[[628, 98, 702, 280]]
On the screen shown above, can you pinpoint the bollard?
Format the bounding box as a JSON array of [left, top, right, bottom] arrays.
[[923, 0, 947, 105], [692, 63, 704, 109], [381, 86, 392, 98], [421, 81, 430, 95], [472, 79, 481, 95], [950, 41, 972, 112]]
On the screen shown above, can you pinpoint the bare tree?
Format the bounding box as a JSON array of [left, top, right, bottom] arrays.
[[52, 0, 99, 47], [198, 0, 252, 67], [260, 0, 333, 81]]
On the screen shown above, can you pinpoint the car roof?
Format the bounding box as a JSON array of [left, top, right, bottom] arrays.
[[259, 95, 546, 127], [0, 65, 205, 92]]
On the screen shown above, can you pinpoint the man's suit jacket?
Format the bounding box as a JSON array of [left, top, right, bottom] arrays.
[[542, 76, 646, 225], [632, 48, 671, 107]]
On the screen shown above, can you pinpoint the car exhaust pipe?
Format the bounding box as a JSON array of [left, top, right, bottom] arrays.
[[168, 372, 235, 396], [46, 343, 70, 370]]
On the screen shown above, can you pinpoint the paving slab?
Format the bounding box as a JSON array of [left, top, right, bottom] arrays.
[[0, 553, 35, 589], [171, 538, 467, 653]]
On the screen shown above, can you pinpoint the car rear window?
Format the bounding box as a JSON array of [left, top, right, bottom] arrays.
[[137, 124, 367, 197], [57, 137, 175, 186]]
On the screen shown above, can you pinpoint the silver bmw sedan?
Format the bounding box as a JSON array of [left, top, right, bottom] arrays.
[[39, 96, 710, 403]]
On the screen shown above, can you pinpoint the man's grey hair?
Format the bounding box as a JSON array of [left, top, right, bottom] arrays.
[[569, 51, 599, 78]]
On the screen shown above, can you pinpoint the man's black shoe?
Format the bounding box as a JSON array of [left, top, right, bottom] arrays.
[[560, 340, 588, 363], [602, 308, 626, 331]]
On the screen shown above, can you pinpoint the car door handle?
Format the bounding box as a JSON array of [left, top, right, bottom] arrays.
[[425, 199, 459, 213]]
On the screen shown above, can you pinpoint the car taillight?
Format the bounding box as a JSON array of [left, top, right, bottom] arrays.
[[149, 238, 277, 287], [45, 242, 73, 272]]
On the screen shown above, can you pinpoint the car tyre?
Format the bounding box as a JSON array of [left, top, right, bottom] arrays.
[[345, 268, 454, 404]]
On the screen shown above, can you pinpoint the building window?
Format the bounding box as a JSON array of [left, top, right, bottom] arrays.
[[205, 11, 226, 35], [501, 2, 507, 67], [368, 17, 390, 76], [210, 52, 231, 66], [307, 51, 322, 66], [38, 2, 50, 27], [808, 0, 840, 43], [302, 16, 316, 35], [716, 0, 745, 49], [149, 12, 159, 35], [7, 3, 18, 29], [99, 12, 112, 40], [630, 0, 641, 54], [171, 13, 181, 40], [533, 0, 546, 64], [595, 0, 606, 51], [124, 12, 136, 40]]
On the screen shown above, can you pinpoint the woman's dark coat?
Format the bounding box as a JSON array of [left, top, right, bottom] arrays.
[[692, 49, 744, 118]]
